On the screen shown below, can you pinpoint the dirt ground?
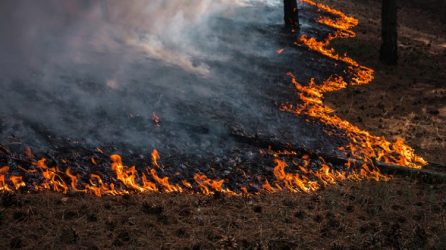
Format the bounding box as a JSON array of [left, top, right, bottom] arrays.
[[320, 0, 446, 164], [1, 1, 445, 249], [0, 178, 444, 249]]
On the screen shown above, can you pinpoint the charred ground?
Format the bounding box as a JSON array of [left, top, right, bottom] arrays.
[[0, 2, 377, 193], [0, 0, 445, 249]]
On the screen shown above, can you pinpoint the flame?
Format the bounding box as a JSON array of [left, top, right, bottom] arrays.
[[0, 150, 389, 196], [0, 166, 12, 191], [281, 0, 427, 169], [150, 168, 183, 193], [65, 168, 85, 193], [269, 158, 389, 193], [85, 173, 120, 197], [0, 1, 424, 197], [151, 149, 160, 168], [34, 159, 69, 193], [193, 173, 234, 195], [273, 159, 315, 193], [111, 154, 145, 192], [10, 176, 26, 190]]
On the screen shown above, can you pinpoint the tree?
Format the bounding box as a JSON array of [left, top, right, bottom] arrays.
[[380, 0, 398, 65], [284, 0, 299, 31]]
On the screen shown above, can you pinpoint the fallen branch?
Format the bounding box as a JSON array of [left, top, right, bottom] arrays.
[[229, 127, 446, 184], [374, 160, 446, 184]]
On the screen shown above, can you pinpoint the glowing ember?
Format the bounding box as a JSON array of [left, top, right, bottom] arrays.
[[152, 112, 161, 127]]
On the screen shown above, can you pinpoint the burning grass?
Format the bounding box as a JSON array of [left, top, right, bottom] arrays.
[[0, 0, 431, 198], [0, 0, 427, 199], [0, 148, 390, 196], [0, 1, 444, 248], [286, 0, 427, 169]]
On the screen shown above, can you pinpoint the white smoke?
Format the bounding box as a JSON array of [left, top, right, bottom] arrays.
[[0, 0, 280, 78], [111, 0, 280, 76], [0, 0, 286, 153]]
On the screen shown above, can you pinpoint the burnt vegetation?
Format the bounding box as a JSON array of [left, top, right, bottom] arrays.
[[0, 0, 445, 248]]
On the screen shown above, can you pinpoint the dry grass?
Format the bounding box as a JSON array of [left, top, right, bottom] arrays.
[[1, 1, 445, 249], [0, 178, 445, 249]]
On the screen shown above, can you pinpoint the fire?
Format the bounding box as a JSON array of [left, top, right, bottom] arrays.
[[151, 149, 160, 168], [85, 174, 120, 197], [283, 0, 427, 169], [65, 168, 85, 193], [35, 159, 69, 193], [0, 166, 12, 192], [10, 176, 26, 190], [273, 159, 315, 193], [0, 1, 426, 197], [268, 158, 388, 194], [193, 173, 235, 195], [150, 168, 183, 193], [111, 154, 146, 192], [0, 148, 389, 196]]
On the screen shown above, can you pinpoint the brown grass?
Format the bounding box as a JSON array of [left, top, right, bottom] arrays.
[[0, 178, 445, 249], [1, 1, 445, 249]]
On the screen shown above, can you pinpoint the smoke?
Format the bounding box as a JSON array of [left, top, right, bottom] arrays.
[[0, 0, 291, 154], [0, 0, 341, 159], [0, 0, 282, 75], [0, 0, 231, 76]]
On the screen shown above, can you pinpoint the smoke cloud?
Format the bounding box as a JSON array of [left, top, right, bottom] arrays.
[[0, 0, 340, 159]]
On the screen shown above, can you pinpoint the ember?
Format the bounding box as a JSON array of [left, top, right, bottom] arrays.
[[151, 112, 161, 127]]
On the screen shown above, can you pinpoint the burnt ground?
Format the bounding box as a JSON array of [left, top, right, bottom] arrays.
[[0, 178, 445, 249], [320, 0, 446, 164], [1, 0, 446, 249], [0, 2, 373, 192]]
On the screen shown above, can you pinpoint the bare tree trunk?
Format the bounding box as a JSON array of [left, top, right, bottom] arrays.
[[380, 0, 398, 65], [284, 0, 299, 31]]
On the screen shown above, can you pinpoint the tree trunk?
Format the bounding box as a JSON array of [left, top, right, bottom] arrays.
[[284, 0, 299, 31], [380, 0, 398, 65]]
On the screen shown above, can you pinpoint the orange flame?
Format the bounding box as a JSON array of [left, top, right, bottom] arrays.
[[193, 173, 234, 195], [151, 149, 160, 168], [0, 0, 423, 198], [0, 166, 11, 191], [282, 0, 427, 169], [35, 159, 68, 193], [269, 158, 389, 193]]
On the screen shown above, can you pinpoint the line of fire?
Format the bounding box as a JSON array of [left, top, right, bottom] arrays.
[[0, 0, 445, 248]]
